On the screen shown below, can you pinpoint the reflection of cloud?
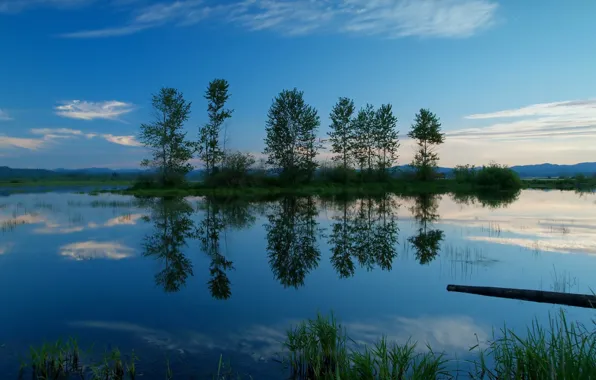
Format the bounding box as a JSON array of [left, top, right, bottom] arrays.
[[345, 315, 488, 352], [468, 236, 596, 255], [438, 191, 596, 256], [71, 314, 487, 361], [60, 241, 135, 260], [34, 213, 145, 234], [0, 243, 13, 255], [104, 213, 145, 227]]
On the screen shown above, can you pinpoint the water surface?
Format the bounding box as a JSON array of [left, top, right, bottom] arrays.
[[1, 189, 595, 378]]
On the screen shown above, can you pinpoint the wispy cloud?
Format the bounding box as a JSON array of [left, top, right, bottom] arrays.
[[102, 134, 142, 147], [448, 99, 596, 141], [55, 100, 135, 121], [56, 0, 498, 38], [0, 109, 13, 121], [0, 128, 141, 151]]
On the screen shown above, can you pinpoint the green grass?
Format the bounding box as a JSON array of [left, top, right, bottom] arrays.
[[279, 310, 596, 380], [16, 310, 596, 379]]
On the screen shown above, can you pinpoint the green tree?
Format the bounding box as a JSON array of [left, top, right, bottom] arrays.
[[263, 88, 320, 184], [140, 87, 194, 186], [374, 104, 400, 179], [328, 97, 356, 178], [408, 108, 445, 181], [352, 104, 377, 177], [199, 79, 233, 177]]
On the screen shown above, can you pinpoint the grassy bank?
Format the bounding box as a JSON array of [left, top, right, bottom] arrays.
[[17, 311, 595, 379]]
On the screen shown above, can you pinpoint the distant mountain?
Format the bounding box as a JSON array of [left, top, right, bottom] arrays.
[[510, 162, 596, 178], [2, 162, 596, 180]]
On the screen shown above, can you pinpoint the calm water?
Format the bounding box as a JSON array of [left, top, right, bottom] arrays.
[[1, 189, 595, 378]]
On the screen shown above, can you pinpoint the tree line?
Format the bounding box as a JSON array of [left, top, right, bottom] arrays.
[[139, 80, 446, 187]]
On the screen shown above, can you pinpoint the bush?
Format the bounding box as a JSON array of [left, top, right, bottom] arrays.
[[317, 164, 358, 184], [475, 163, 522, 190], [452, 164, 477, 183], [205, 151, 257, 188]]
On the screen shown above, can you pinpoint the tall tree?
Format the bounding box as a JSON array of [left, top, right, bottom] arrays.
[[199, 79, 233, 177], [263, 88, 320, 184], [352, 104, 377, 177], [408, 108, 445, 181], [140, 87, 194, 186], [328, 97, 356, 176], [374, 104, 400, 179]]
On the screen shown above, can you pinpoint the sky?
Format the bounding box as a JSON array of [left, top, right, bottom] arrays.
[[1, 0, 596, 169]]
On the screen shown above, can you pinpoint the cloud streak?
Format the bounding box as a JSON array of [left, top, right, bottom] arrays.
[[56, 0, 498, 39], [55, 100, 135, 121], [0, 128, 142, 151], [0, 109, 13, 121]]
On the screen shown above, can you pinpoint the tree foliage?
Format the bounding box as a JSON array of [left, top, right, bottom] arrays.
[[263, 88, 320, 184], [352, 104, 377, 175], [199, 79, 233, 177], [328, 97, 356, 173], [374, 104, 400, 178], [140, 87, 194, 186], [408, 108, 445, 181]]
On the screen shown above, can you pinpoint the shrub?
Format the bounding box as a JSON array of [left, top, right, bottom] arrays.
[[475, 163, 522, 190], [205, 151, 257, 187]]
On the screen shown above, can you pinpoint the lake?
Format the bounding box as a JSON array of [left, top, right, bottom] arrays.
[[1, 189, 595, 378]]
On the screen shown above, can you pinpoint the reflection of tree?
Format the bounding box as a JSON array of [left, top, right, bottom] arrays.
[[408, 194, 444, 265], [329, 195, 399, 278], [451, 189, 520, 209], [196, 198, 258, 300], [142, 197, 196, 292], [265, 196, 321, 288], [142, 196, 255, 298]]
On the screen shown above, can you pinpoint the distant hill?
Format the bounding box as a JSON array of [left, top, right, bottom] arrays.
[[2, 162, 596, 180], [509, 162, 596, 178]]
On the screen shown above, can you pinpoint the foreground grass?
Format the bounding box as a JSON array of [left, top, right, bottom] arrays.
[[20, 310, 596, 379], [279, 311, 596, 379]]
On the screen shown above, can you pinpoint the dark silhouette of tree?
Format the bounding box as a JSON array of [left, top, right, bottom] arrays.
[[265, 196, 321, 288], [408, 108, 445, 181], [329, 194, 399, 278], [142, 197, 197, 292], [408, 194, 444, 265]]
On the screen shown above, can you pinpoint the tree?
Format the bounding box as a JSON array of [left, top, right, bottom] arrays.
[[408, 108, 445, 181], [263, 88, 320, 184], [199, 79, 233, 177], [328, 97, 356, 177], [374, 104, 400, 179], [140, 87, 194, 186], [352, 104, 377, 177]]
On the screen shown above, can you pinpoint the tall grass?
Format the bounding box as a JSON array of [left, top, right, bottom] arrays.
[[282, 311, 596, 380], [281, 313, 449, 379]]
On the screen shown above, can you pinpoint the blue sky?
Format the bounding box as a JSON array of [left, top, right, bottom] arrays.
[[1, 0, 595, 169]]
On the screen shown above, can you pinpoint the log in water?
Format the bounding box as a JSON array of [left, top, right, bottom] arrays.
[[447, 284, 596, 309]]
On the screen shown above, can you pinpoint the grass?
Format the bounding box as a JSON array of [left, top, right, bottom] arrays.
[[278, 311, 596, 380], [16, 310, 596, 379]]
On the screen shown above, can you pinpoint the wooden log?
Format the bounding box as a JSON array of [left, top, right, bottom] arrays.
[[447, 284, 596, 309]]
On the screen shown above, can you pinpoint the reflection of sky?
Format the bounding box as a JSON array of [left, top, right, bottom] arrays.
[[1, 190, 596, 377]]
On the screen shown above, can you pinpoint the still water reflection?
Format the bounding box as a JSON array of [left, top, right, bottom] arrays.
[[1, 190, 595, 378]]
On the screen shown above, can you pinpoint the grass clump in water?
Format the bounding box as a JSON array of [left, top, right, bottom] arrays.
[[472, 311, 596, 380], [282, 313, 449, 379]]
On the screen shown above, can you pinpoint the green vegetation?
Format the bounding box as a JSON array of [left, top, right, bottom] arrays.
[[408, 109, 445, 181], [279, 311, 596, 380], [453, 163, 522, 191], [19, 310, 595, 379]]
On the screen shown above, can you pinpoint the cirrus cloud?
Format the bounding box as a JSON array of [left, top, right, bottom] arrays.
[[0, 109, 13, 121], [56, 0, 499, 39], [55, 100, 135, 121]]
